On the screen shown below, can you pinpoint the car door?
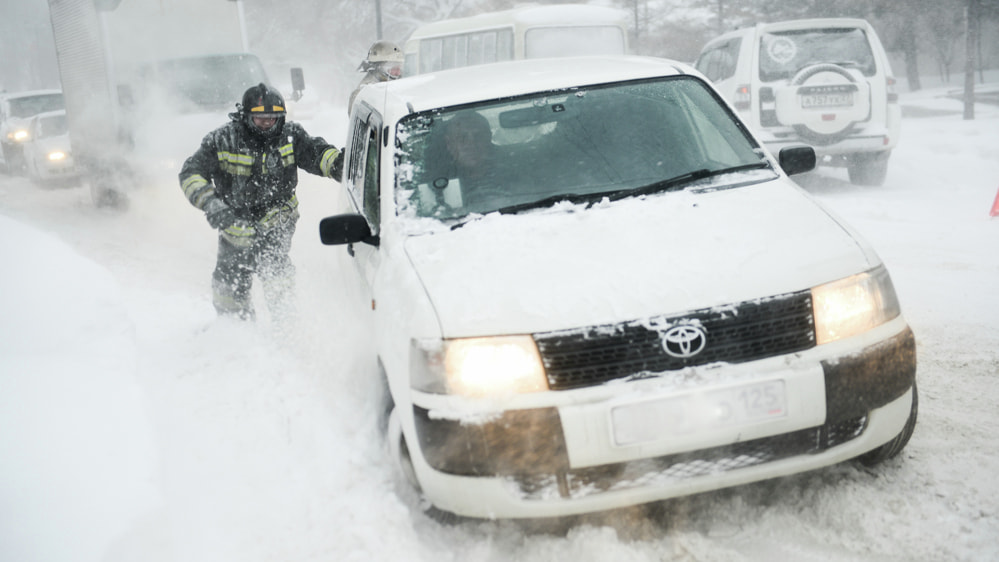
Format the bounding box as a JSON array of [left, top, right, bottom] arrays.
[[342, 104, 384, 300]]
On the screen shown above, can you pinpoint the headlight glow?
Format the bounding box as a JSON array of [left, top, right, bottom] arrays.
[[812, 266, 900, 345], [47, 151, 67, 161], [411, 335, 548, 396], [12, 129, 29, 142]]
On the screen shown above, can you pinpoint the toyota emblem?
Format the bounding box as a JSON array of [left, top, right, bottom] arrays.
[[659, 325, 707, 358]]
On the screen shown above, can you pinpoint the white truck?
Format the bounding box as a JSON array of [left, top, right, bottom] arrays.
[[46, 0, 304, 206]]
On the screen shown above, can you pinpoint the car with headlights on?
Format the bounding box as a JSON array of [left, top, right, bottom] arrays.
[[22, 110, 78, 183], [0, 89, 64, 175], [320, 56, 917, 520]]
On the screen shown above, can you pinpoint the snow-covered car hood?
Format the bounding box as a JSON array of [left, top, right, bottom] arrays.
[[402, 178, 876, 337]]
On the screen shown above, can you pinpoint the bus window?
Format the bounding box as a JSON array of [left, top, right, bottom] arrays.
[[404, 4, 629, 76], [524, 26, 627, 58]]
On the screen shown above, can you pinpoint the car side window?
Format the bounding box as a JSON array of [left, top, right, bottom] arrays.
[[695, 38, 740, 82], [345, 106, 382, 235], [346, 117, 367, 207], [362, 126, 380, 230]]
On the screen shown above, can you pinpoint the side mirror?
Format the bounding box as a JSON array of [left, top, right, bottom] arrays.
[[290, 67, 305, 102], [778, 145, 816, 176], [319, 214, 379, 247]]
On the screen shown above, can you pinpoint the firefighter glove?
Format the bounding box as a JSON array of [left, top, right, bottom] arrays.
[[204, 198, 237, 230]]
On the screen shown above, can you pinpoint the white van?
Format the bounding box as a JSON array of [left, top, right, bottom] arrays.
[[403, 4, 629, 75], [695, 19, 901, 185], [322, 56, 917, 520]]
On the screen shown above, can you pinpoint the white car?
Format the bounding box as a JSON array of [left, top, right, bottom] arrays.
[[0, 89, 64, 175], [695, 19, 901, 186], [22, 110, 78, 182], [321, 56, 917, 520]]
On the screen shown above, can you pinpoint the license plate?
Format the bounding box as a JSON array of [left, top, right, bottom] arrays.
[[801, 93, 853, 108], [611, 380, 787, 446]]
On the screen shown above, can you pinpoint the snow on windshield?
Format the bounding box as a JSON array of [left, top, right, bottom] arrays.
[[395, 76, 767, 221]]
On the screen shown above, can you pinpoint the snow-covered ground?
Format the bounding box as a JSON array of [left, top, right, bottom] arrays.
[[1, 75, 998, 562]]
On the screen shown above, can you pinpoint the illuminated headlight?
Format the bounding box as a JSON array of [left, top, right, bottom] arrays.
[[12, 129, 29, 142], [411, 336, 548, 396], [47, 151, 67, 161], [812, 265, 901, 345]]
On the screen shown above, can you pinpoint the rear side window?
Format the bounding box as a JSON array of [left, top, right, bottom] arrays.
[[419, 28, 514, 73], [695, 38, 741, 82], [524, 26, 626, 58], [758, 28, 877, 82]]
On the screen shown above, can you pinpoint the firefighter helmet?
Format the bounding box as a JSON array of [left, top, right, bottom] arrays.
[[241, 83, 286, 138], [360, 40, 404, 78]]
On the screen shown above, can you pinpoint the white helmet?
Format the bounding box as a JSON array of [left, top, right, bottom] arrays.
[[365, 40, 403, 64], [360, 40, 404, 79]]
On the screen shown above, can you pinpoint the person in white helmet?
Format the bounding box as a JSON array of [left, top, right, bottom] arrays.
[[349, 40, 404, 113]]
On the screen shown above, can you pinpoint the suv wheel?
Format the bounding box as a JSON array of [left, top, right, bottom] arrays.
[[847, 151, 890, 186]]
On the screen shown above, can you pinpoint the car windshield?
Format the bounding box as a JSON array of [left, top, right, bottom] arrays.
[[759, 28, 877, 82], [8, 93, 64, 119], [395, 76, 770, 220]]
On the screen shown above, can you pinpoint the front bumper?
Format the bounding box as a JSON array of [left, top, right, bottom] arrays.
[[410, 326, 916, 519]]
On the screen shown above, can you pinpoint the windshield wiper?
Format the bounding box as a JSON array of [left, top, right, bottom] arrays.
[[490, 162, 772, 215], [610, 162, 772, 201], [495, 192, 602, 215]]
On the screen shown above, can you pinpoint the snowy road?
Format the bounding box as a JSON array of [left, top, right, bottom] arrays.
[[1, 86, 998, 561]]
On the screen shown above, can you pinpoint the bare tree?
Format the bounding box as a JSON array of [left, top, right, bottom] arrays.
[[963, 0, 981, 119]]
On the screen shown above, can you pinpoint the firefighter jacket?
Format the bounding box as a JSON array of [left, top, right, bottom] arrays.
[[179, 116, 342, 221]]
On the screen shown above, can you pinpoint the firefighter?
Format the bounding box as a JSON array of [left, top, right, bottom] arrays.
[[348, 40, 404, 112], [179, 83, 343, 321]]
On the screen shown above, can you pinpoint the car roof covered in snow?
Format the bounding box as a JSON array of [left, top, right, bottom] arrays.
[[706, 17, 875, 45], [355, 56, 697, 118]]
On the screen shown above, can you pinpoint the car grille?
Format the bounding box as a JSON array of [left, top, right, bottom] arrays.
[[513, 415, 867, 501], [534, 290, 815, 391]]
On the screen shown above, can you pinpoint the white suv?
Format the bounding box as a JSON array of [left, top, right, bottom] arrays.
[[322, 56, 916, 520], [695, 19, 901, 185]]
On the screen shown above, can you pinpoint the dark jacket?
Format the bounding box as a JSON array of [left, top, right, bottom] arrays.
[[179, 115, 342, 220]]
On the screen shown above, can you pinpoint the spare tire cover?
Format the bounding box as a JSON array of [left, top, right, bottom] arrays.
[[774, 64, 871, 144]]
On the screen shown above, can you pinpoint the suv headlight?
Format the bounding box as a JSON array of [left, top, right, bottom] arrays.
[[812, 265, 901, 345], [411, 335, 548, 396], [11, 129, 29, 142]]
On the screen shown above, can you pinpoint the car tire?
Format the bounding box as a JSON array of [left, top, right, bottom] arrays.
[[387, 408, 421, 493], [386, 403, 468, 525], [89, 181, 128, 209], [3, 143, 27, 176], [847, 151, 890, 186], [858, 382, 918, 467]]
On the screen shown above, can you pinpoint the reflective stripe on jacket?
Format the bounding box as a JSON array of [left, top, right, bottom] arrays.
[[178, 117, 341, 219]]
